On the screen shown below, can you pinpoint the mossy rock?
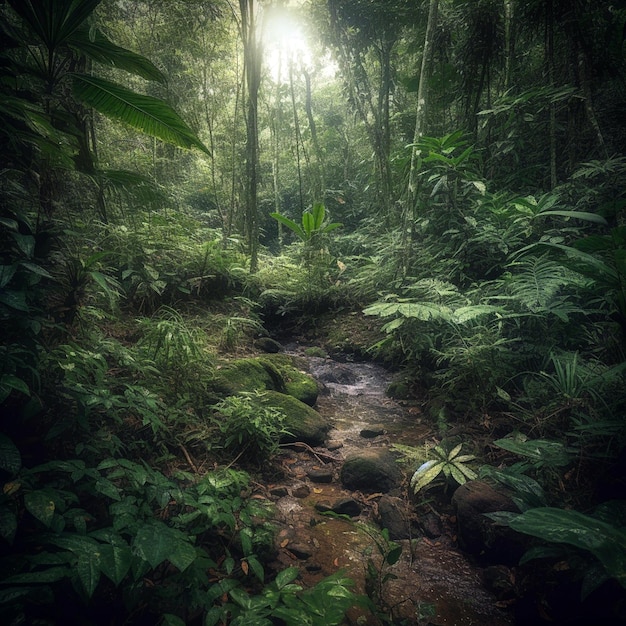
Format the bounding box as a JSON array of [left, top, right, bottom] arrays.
[[262, 354, 318, 406], [213, 355, 318, 406], [340, 448, 403, 493], [256, 390, 330, 447]]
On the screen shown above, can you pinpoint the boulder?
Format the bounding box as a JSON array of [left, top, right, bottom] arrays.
[[257, 390, 330, 447], [340, 448, 402, 493], [255, 336, 283, 353], [360, 425, 385, 438], [452, 480, 526, 564], [214, 355, 318, 406], [376, 495, 413, 540]]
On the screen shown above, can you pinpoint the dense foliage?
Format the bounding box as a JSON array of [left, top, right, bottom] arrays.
[[1, 0, 625, 624]]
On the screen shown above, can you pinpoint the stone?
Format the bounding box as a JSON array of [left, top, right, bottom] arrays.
[[377, 495, 412, 540], [258, 391, 330, 447], [213, 354, 318, 406], [418, 512, 443, 539], [314, 502, 333, 513], [326, 440, 343, 451], [269, 486, 289, 498], [291, 482, 311, 498], [340, 448, 402, 493], [255, 336, 283, 353], [332, 498, 361, 517], [452, 480, 526, 564], [360, 425, 385, 438], [307, 467, 333, 483], [287, 543, 312, 560], [314, 364, 357, 385]]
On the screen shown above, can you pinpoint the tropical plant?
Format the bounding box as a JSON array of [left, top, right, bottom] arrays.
[[359, 524, 402, 617], [213, 392, 291, 464], [271, 202, 342, 247], [398, 441, 477, 494]]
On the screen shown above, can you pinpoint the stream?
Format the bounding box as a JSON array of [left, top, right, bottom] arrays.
[[267, 346, 514, 626]]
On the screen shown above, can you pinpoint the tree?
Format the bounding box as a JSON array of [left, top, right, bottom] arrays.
[[1, 0, 209, 221], [239, 0, 263, 272]]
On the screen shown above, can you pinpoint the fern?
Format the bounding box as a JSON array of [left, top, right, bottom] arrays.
[[502, 255, 588, 320]]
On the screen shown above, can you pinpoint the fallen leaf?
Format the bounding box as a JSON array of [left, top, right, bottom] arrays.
[[313, 488, 323, 494], [241, 560, 249, 575], [280, 539, 290, 548]]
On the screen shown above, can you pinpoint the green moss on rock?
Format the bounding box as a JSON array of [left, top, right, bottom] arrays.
[[256, 390, 330, 446], [213, 355, 319, 406]]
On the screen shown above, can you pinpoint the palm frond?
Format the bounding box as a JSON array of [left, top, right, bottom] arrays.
[[8, 0, 102, 50], [71, 74, 210, 155], [68, 27, 166, 83]]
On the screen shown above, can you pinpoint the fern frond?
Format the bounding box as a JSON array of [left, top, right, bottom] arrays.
[[505, 255, 572, 311]]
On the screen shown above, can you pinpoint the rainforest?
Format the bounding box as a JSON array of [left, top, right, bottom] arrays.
[[1, 1, 625, 625]]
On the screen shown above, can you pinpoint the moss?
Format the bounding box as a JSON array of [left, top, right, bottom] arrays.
[[255, 390, 330, 446], [304, 346, 329, 358], [212, 354, 318, 406], [261, 354, 319, 406]]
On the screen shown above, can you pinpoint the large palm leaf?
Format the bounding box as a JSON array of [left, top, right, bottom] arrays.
[[8, 0, 102, 50], [71, 74, 210, 155], [67, 27, 166, 83]]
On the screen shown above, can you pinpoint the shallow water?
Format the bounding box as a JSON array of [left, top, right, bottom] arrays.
[[270, 346, 513, 626]]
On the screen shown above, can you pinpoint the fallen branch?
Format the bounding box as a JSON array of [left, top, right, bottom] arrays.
[[279, 441, 338, 464]]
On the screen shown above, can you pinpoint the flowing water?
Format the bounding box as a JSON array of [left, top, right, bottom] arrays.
[[269, 346, 513, 626]]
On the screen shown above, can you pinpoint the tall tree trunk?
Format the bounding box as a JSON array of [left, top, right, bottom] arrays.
[[240, 0, 262, 273], [303, 67, 324, 201], [404, 0, 439, 273]]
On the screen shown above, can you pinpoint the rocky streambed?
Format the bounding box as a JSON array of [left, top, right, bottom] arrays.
[[260, 346, 515, 626]]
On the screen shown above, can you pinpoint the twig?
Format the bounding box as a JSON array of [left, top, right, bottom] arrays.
[[279, 441, 338, 464], [179, 444, 198, 473]]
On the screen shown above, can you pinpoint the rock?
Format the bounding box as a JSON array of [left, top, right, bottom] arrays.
[[313, 498, 361, 517], [332, 498, 361, 517], [269, 486, 289, 498], [376, 495, 412, 540], [213, 355, 318, 406], [255, 336, 283, 353], [340, 448, 402, 493], [360, 425, 385, 438], [482, 565, 516, 599], [326, 440, 343, 451], [291, 482, 311, 498], [314, 502, 333, 514], [258, 390, 330, 447], [314, 364, 357, 385], [418, 512, 443, 539], [287, 543, 312, 560], [452, 480, 526, 564], [307, 467, 333, 483], [304, 346, 328, 358]]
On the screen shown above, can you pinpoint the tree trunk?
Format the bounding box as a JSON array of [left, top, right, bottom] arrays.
[[405, 0, 439, 234], [240, 0, 262, 273]]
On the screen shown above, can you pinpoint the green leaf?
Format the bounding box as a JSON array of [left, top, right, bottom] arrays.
[[1, 374, 31, 397], [162, 615, 187, 626], [0, 433, 22, 474], [275, 566, 300, 590], [71, 74, 210, 155], [3, 566, 69, 584], [535, 210, 608, 225], [7, 0, 102, 50], [510, 507, 626, 587], [76, 551, 101, 597], [270, 213, 306, 240], [0, 507, 18, 544], [133, 520, 196, 571], [98, 541, 132, 585], [24, 491, 55, 527], [410, 460, 444, 493], [68, 27, 166, 83]]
